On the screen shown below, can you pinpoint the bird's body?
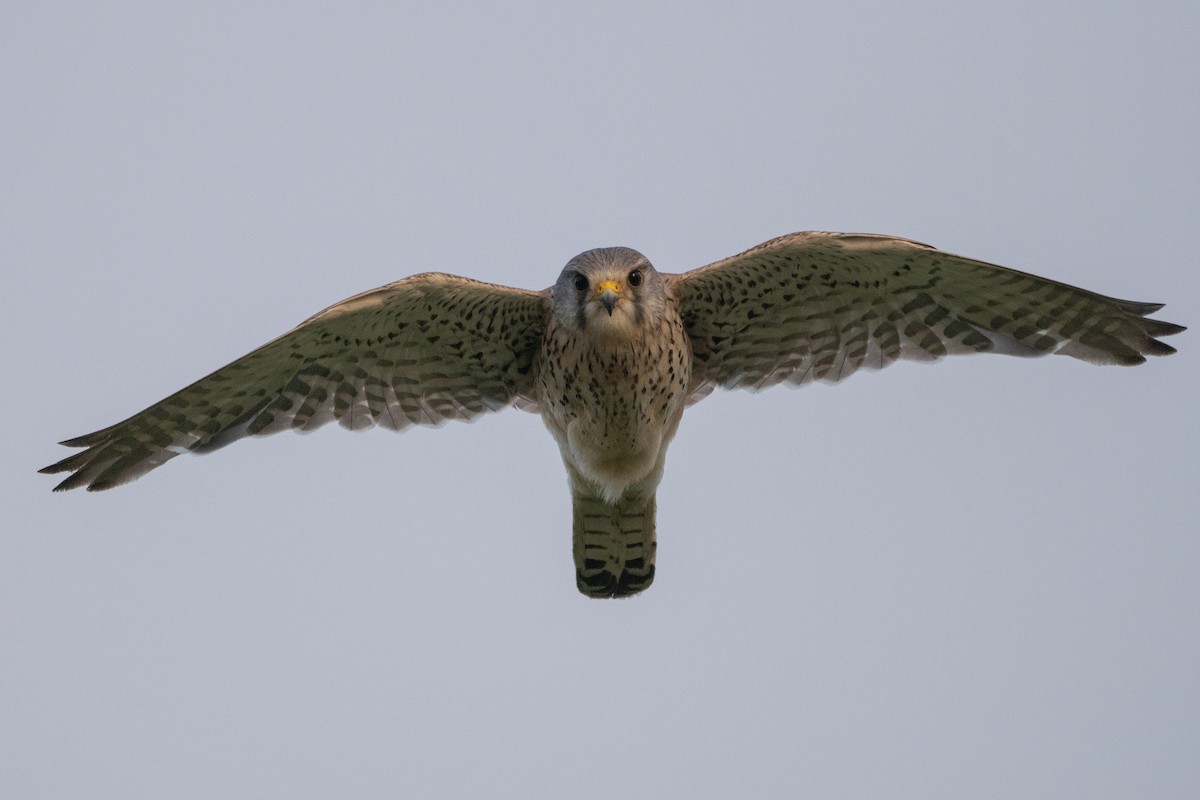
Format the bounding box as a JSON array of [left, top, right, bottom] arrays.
[[42, 232, 1184, 597], [539, 247, 691, 502], [536, 247, 692, 595], [539, 311, 688, 501]]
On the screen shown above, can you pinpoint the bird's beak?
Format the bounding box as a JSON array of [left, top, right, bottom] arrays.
[[596, 280, 621, 316]]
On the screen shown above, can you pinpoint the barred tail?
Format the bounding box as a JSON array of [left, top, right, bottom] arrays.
[[572, 492, 657, 598]]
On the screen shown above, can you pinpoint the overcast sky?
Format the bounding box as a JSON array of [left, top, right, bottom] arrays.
[[3, 2, 1197, 798]]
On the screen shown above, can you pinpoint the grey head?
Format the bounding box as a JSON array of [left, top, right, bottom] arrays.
[[549, 247, 668, 333]]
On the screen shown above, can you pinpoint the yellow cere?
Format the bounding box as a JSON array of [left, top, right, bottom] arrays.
[[596, 279, 622, 295]]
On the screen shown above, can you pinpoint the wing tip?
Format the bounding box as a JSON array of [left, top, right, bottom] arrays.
[[46, 471, 86, 492], [1145, 318, 1186, 338], [59, 433, 101, 448], [40, 455, 105, 491], [1135, 309, 1184, 361]]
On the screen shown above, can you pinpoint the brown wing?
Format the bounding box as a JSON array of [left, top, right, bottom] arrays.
[[42, 273, 548, 491], [669, 232, 1183, 396]]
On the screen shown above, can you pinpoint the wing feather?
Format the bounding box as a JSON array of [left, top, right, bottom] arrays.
[[670, 232, 1184, 397], [42, 274, 548, 491]]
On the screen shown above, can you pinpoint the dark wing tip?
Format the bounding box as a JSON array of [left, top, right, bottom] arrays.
[[1134, 308, 1184, 361], [60, 435, 95, 448], [40, 450, 85, 478], [1110, 299, 1184, 362], [1143, 339, 1178, 357], [40, 455, 98, 491], [1143, 318, 1186, 338], [48, 471, 88, 492], [1115, 299, 1165, 315], [39, 455, 88, 492]]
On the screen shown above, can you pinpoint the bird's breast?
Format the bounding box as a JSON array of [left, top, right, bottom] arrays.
[[536, 314, 691, 497]]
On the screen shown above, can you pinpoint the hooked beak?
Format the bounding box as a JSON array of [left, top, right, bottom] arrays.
[[596, 279, 621, 316]]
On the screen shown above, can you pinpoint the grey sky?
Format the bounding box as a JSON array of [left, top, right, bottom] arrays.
[[3, 2, 1197, 798]]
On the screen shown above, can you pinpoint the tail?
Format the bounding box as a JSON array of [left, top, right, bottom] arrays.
[[572, 491, 657, 598]]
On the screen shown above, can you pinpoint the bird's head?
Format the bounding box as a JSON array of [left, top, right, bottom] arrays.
[[551, 247, 667, 337]]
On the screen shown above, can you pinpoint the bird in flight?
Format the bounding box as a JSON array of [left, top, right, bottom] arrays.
[[42, 232, 1183, 597]]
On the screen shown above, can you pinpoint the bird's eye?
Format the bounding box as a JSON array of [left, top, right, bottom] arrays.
[[628, 269, 643, 287], [572, 273, 588, 292]]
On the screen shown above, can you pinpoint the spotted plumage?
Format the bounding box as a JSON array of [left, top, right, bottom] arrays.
[[42, 231, 1184, 597], [538, 248, 691, 595]]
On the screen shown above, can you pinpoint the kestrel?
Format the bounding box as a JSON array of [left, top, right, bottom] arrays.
[[42, 232, 1184, 597]]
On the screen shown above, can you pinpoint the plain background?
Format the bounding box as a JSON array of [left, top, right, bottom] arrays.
[[3, 2, 1197, 798]]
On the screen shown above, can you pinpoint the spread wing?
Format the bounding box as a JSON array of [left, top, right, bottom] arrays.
[[669, 231, 1184, 396], [42, 273, 548, 491]]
